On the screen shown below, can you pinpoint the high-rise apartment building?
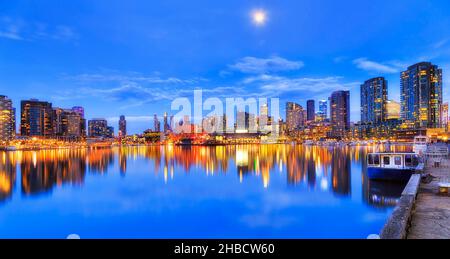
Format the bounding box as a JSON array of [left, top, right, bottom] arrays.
[[400, 62, 443, 128], [0, 95, 15, 141], [20, 99, 54, 137], [330, 91, 350, 138], [361, 77, 388, 126]]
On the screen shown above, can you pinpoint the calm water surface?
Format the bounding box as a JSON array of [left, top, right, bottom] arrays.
[[0, 145, 408, 238]]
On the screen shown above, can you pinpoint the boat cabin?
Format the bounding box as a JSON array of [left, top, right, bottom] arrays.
[[367, 153, 420, 169]]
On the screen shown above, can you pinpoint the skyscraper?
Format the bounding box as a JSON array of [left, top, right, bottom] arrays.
[[330, 91, 350, 138], [360, 77, 388, 126], [306, 100, 315, 122], [317, 99, 328, 121], [163, 112, 169, 132], [154, 114, 161, 132], [0, 95, 14, 141], [88, 119, 109, 138], [119, 115, 127, 137], [400, 62, 443, 128], [20, 99, 54, 137], [286, 102, 303, 134], [259, 103, 269, 127]]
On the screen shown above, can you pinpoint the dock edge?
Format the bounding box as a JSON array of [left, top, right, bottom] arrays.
[[379, 174, 421, 239]]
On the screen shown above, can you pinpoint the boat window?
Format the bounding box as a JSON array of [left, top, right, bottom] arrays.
[[405, 155, 412, 167], [368, 154, 374, 165], [395, 156, 402, 166], [383, 156, 390, 165], [373, 154, 380, 165]]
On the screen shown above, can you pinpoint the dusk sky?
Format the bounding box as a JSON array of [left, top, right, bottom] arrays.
[[1, 0, 449, 134]]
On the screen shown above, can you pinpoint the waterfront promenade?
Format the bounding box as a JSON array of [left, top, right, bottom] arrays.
[[407, 157, 450, 239]]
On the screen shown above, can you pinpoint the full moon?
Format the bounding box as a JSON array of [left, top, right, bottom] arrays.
[[251, 9, 267, 26]]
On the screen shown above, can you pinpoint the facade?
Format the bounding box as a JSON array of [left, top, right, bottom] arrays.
[[329, 91, 350, 138], [400, 62, 443, 128], [88, 119, 109, 138], [107, 126, 114, 138], [307, 100, 315, 122], [441, 102, 448, 130], [119, 115, 127, 137], [317, 99, 328, 121], [20, 99, 54, 137], [360, 77, 388, 126], [0, 95, 15, 141], [286, 102, 304, 134], [54, 108, 82, 139], [71, 106, 86, 138]]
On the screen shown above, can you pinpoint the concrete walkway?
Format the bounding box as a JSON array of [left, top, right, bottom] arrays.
[[407, 157, 450, 239]]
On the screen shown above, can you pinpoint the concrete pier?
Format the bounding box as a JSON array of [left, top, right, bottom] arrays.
[[407, 157, 450, 239]]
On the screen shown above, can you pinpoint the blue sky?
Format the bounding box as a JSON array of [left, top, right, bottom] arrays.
[[1, 0, 449, 134]]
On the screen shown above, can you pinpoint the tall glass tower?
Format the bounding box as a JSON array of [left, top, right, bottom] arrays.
[[400, 62, 443, 128], [360, 77, 388, 126]]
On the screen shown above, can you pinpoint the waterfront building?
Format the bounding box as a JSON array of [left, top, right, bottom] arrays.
[[72, 106, 86, 137], [286, 102, 304, 135], [154, 114, 160, 132], [163, 113, 169, 132], [307, 100, 315, 122], [318, 99, 328, 121], [88, 119, 109, 138], [441, 102, 448, 130], [0, 95, 15, 141], [361, 77, 388, 126], [119, 115, 127, 137], [400, 62, 443, 128], [54, 108, 82, 139], [20, 99, 54, 137], [107, 126, 114, 138], [329, 91, 350, 139]]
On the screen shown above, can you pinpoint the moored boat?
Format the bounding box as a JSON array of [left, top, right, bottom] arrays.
[[367, 152, 424, 181], [413, 135, 429, 155]]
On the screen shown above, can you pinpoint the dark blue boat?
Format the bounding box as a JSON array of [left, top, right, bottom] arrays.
[[367, 153, 424, 181]]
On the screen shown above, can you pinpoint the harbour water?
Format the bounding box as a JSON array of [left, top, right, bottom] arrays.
[[0, 145, 409, 238]]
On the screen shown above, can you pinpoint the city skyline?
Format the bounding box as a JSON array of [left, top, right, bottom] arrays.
[[1, 1, 450, 134], [2, 60, 448, 136]]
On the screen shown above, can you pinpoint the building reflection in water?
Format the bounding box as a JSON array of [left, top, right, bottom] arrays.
[[0, 152, 16, 202], [0, 144, 408, 207]]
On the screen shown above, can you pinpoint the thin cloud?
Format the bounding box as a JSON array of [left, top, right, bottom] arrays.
[[353, 58, 401, 74], [230, 56, 304, 74], [0, 16, 78, 41], [66, 73, 204, 85], [242, 74, 359, 95]]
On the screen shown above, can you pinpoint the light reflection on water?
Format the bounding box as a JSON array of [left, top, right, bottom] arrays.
[[0, 145, 409, 238]]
